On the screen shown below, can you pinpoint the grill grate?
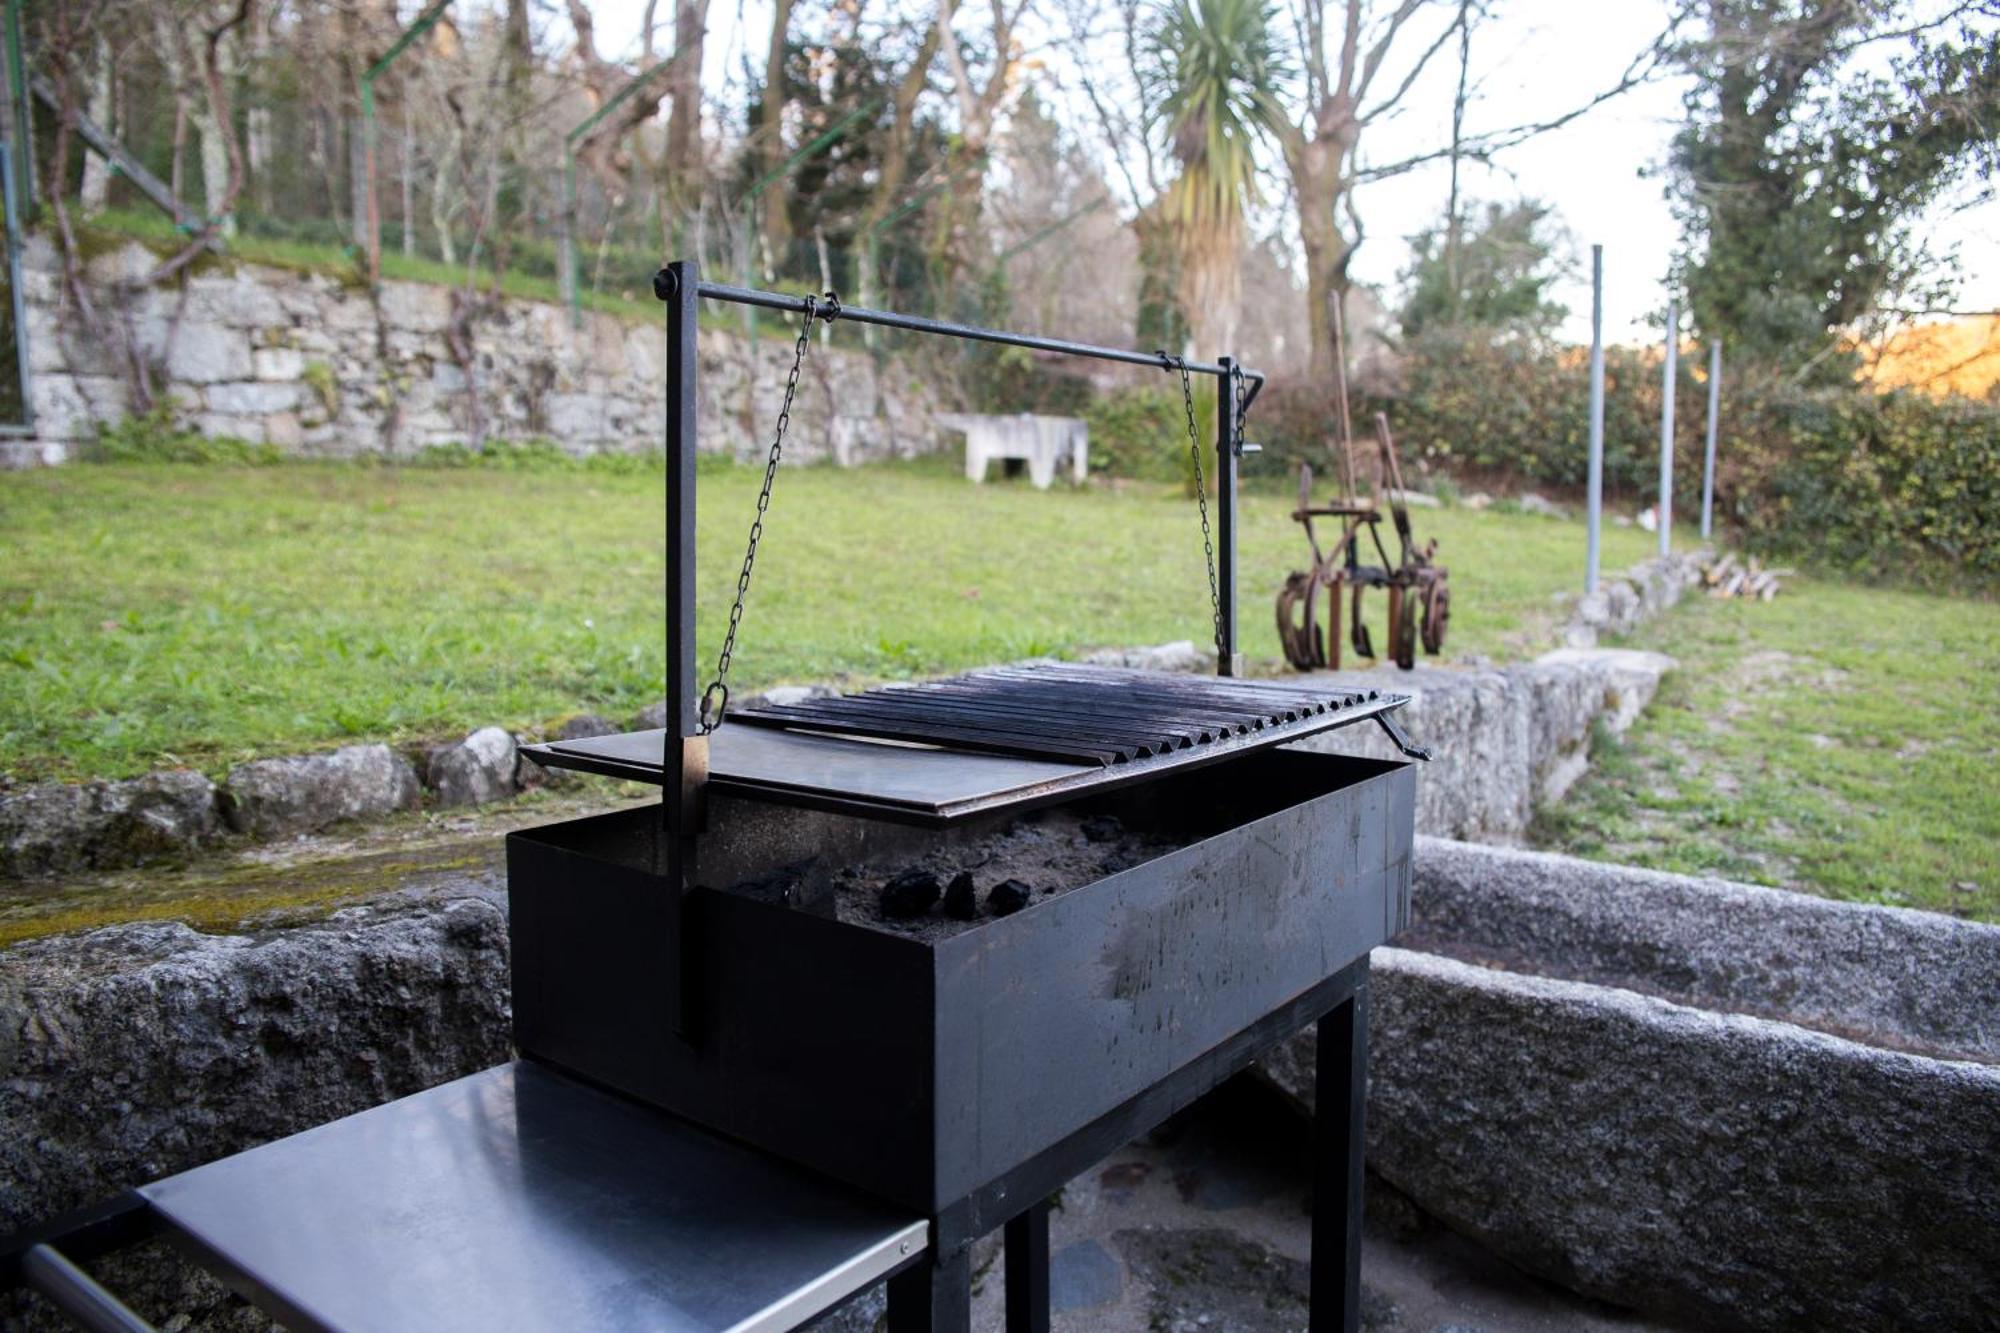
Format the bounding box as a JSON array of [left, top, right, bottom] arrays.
[[731, 663, 1390, 768]]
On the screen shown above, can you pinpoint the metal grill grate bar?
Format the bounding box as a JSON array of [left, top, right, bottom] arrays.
[[732, 664, 1389, 768]]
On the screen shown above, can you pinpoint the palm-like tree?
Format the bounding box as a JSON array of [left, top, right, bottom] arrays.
[[1146, 0, 1288, 357]]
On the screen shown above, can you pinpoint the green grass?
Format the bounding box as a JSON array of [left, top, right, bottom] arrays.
[[0, 457, 1655, 783], [1532, 579, 2000, 921], [81, 207, 659, 321]]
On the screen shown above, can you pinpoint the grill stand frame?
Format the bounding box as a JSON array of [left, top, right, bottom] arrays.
[[881, 959, 1371, 1333]]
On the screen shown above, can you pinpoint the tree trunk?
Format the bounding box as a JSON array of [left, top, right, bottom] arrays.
[[78, 37, 112, 212], [1287, 134, 1355, 382], [664, 0, 709, 217], [853, 16, 942, 341], [192, 101, 234, 236], [401, 96, 415, 256], [759, 0, 796, 271]]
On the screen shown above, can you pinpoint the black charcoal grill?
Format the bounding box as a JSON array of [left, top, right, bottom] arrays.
[[0, 264, 1424, 1328], [0, 266, 1425, 1333], [508, 264, 1429, 1330]]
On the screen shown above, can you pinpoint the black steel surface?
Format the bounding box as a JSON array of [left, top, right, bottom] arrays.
[[523, 668, 1411, 823], [136, 1061, 926, 1333], [508, 748, 1412, 1214]]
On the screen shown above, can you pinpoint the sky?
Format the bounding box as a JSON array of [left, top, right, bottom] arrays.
[[577, 0, 2000, 347]]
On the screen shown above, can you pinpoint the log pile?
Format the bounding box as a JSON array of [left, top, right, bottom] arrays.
[[1702, 553, 1791, 601]]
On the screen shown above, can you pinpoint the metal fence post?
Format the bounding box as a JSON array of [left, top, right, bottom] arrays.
[[1586, 244, 1605, 594], [1658, 299, 1676, 557], [1701, 341, 1720, 540], [0, 135, 34, 434], [3, 0, 31, 215]]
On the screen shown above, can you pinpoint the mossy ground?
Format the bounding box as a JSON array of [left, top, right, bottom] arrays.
[[0, 782, 651, 947], [1532, 577, 2000, 921]]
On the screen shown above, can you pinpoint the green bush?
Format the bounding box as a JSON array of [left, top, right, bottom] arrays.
[[1242, 330, 2000, 587], [1247, 330, 1667, 503], [1084, 383, 1212, 494], [87, 408, 282, 465], [1726, 384, 2000, 585]]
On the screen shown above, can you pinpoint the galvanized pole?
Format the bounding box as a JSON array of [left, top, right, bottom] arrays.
[[1, 136, 33, 433], [3, 0, 31, 214], [1658, 298, 1677, 557], [1701, 340, 1720, 539], [1585, 245, 1605, 594]]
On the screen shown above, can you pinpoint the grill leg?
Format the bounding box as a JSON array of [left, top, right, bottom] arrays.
[[1004, 1198, 1051, 1333], [887, 1243, 971, 1333], [1310, 975, 1368, 1333]]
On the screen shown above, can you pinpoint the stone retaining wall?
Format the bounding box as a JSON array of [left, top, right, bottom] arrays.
[[1293, 644, 1678, 843], [10, 838, 1993, 1330], [0, 641, 1679, 880], [0, 880, 511, 1234], [1261, 839, 2000, 1331], [6, 235, 943, 465]]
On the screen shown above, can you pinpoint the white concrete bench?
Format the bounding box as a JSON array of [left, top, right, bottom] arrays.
[[935, 413, 1088, 488]]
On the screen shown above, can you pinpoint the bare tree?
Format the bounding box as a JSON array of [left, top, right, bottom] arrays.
[[758, 0, 799, 268], [1269, 0, 1672, 377], [664, 0, 710, 217], [855, 13, 946, 313], [930, 0, 1033, 282]]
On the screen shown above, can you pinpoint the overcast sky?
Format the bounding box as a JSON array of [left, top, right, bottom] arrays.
[[582, 0, 1999, 346]]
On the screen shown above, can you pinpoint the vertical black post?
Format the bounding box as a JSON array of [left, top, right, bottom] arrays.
[[1311, 974, 1368, 1333], [1004, 1200, 1051, 1333], [1215, 357, 1241, 676], [886, 1247, 972, 1333], [661, 260, 706, 835], [658, 260, 705, 1040]]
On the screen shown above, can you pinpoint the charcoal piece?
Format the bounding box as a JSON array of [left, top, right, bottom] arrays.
[[1080, 814, 1124, 843], [879, 868, 943, 918], [987, 878, 1034, 917], [943, 871, 978, 920], [724, 858, 819, 910]]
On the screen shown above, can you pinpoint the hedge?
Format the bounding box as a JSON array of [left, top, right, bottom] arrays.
[[1238, 330, 1999, 588]]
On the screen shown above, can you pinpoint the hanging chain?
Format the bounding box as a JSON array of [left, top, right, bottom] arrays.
[[1163, 352, 1224, 659], [701, 293, 838, 732]]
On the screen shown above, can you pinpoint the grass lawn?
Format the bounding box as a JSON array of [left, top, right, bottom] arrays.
[[1533, 578, 2000, 922], [82, 207, 660, 322], [0, 456, 1655, 783]]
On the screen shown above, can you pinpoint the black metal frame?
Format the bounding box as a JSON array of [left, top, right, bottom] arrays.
[[882, 958, 1373, 1333], [651, 259, 1268, 850]]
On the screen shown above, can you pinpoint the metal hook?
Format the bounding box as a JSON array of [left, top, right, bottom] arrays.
[[699, 681, 731, 734]]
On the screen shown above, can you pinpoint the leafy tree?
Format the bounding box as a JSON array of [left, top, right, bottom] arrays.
[[1398, 198, 1568, 339], [1668, 1, 2000, 375], [1144, 0, 1289, 355]]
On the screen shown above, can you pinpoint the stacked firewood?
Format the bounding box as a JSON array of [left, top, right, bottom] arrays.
[[1702, 553, 1790, 601]]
